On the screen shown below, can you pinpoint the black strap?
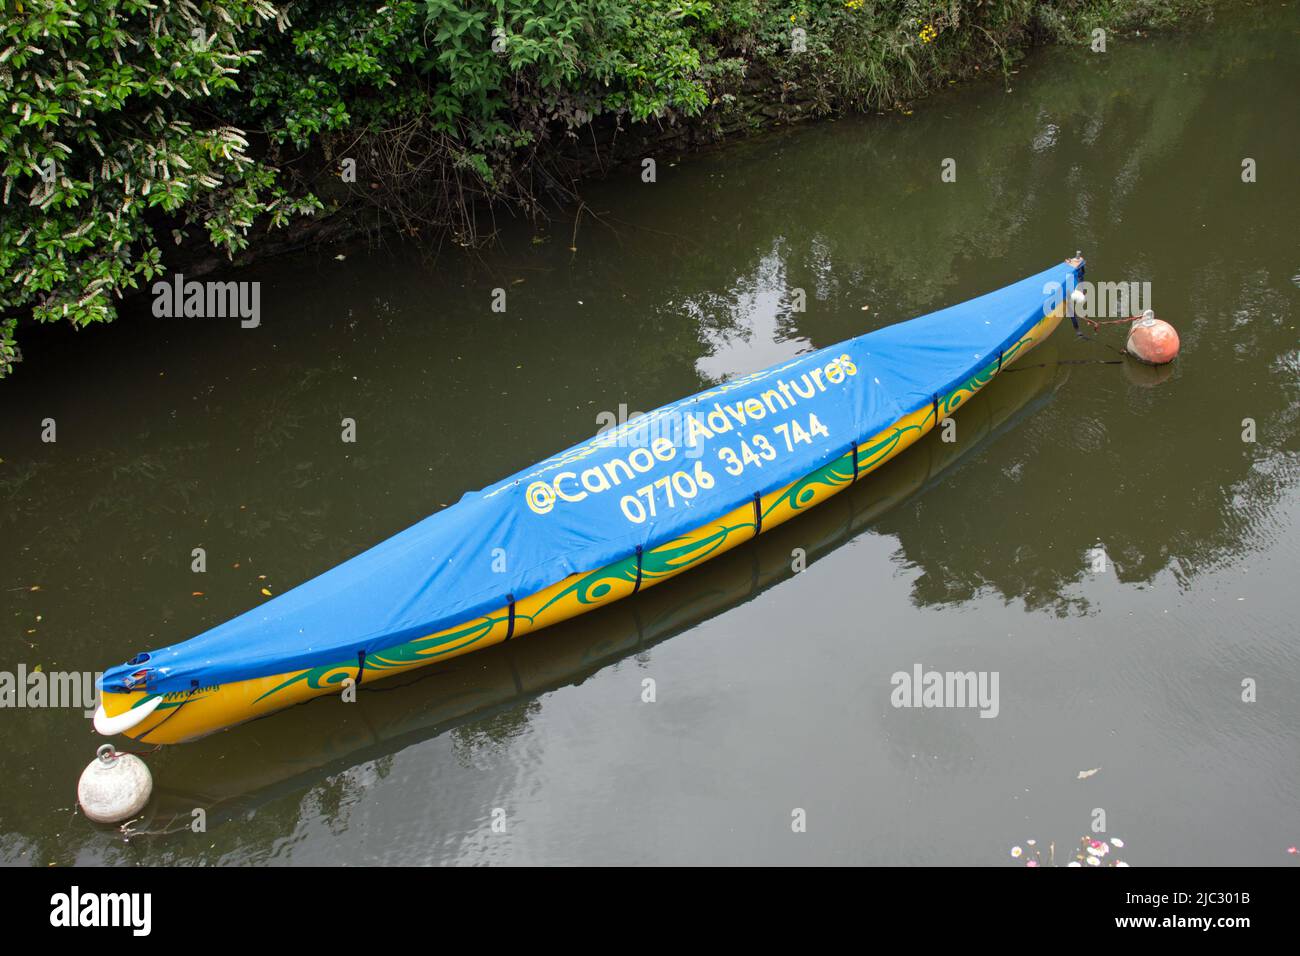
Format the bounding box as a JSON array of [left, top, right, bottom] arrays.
[[504, 594, 516, 641], [851, 440, 859, 481], [996, 349, 1003, 373], [632, 545, 644, 593], [355, 649, 367, 685], [932, 393, 940, 424], [752, 492, 763, 535], [137, 682, 201, 742]]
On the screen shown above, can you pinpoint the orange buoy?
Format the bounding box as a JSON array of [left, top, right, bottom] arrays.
[[1125, 311, 1180, 365]]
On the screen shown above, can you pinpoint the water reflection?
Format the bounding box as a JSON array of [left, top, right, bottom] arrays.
[[692, 242, 814, 381]]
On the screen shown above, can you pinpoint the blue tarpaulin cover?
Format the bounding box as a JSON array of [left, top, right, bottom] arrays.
[[101, 260, 1081, 695]]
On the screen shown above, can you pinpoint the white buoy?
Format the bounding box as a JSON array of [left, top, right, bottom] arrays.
[[77, 744, 152, 824]]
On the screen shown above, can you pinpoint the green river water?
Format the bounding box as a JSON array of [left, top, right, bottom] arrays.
[[1, 6, 1297, 865]]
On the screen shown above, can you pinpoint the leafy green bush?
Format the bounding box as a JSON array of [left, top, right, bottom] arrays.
[[0, 0, 1217, 378], [1, 1, 315, 375]]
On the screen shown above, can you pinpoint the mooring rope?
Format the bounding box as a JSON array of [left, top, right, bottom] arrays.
[[1004, 357, 1124, 372], [96, 744, 164, 758], [1082, 312, 1145, 333], [1076, 326, 1133, 360]]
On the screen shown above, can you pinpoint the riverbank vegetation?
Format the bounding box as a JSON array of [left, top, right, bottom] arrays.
[[1, 0, 1218, 377]]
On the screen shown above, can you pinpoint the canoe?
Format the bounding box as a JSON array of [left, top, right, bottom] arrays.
[[94, 257, 1084, 743], [143, 355, 1065, 823]]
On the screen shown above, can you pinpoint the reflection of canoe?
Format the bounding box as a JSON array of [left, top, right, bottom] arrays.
[[145, 353, 1065, 818], [96, 260, 1082, 744]]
